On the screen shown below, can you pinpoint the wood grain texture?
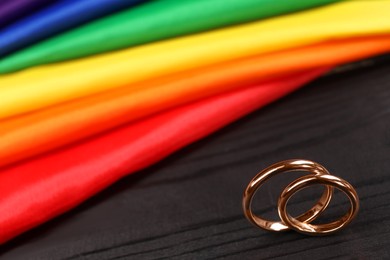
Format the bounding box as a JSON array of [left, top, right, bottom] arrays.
[[1, 57, 390, 259]]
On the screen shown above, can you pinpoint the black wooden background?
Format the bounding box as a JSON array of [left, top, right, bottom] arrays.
[[1, 57, 390, 259]]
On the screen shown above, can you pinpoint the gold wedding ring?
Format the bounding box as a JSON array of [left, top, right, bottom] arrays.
[[242, 159, 359, 235]]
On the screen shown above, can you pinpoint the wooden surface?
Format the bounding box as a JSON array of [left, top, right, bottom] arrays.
[[1, 60, 390, 259]]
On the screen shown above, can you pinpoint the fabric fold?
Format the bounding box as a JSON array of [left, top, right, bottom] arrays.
[[1, 36, 390, 168], [0, 0, 54, 29], [0, 0, 339, 63], [0, 0, 146, 56], [0, 69, 327, 244], [0, 1, 389, 119]]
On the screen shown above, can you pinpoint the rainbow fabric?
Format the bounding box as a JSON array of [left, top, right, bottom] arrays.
[[0, 0, 389, 244]]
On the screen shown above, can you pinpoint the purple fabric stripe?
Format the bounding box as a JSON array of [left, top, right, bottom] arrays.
[[0, 0, 55, 29]]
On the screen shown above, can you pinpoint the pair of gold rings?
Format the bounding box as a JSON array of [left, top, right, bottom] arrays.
[[242, 159, 359, 235]]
